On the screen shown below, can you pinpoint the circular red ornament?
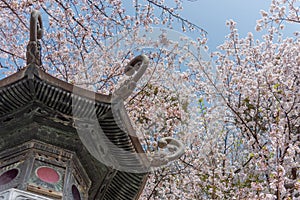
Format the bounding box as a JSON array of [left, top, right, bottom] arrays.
[[36, 166, 60, 183]]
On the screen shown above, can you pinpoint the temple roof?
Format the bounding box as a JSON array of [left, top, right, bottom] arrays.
[[0, 64, 147, 199]]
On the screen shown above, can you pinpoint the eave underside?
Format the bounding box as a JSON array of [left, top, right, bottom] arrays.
[[0, 66, 147, 200]]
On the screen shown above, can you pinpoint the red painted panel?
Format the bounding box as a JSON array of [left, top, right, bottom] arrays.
[[36, 167, 60, 183]]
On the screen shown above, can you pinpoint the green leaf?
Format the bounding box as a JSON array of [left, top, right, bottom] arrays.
[[273, 83, 280, 89]]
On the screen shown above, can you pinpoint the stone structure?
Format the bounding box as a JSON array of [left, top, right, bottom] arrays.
[[0, 58, 149, 199]]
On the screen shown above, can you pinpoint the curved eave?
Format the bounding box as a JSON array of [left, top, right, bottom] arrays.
[[0, 64, 111, 104], [0, 64, 145, 153], [0, 64, 148, 199]]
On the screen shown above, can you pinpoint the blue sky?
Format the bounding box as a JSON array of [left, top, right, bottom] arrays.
[[181, 0, 298, 51]]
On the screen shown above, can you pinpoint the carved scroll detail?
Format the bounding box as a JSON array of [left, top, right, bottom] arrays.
[[150, 137, 185, 167], [113, 54, 149, 101], [26, 10, 43, 66]]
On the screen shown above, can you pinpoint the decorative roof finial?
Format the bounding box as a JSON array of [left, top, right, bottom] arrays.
[[26, 10, 43, 66]]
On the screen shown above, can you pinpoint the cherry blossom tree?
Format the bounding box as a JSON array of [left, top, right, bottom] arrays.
[[188, 0, 299, 199], [0, 0, 299, 199], [142, 0, 300, 199]]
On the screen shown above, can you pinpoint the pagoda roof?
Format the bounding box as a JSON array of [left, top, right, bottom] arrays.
[[0, 64, 147, 199]]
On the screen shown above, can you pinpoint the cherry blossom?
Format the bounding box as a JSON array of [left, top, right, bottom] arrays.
[[0, 0, 299, 199]]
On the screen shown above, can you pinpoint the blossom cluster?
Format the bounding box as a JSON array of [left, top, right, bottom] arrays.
[[0, 0, 299, 199]]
